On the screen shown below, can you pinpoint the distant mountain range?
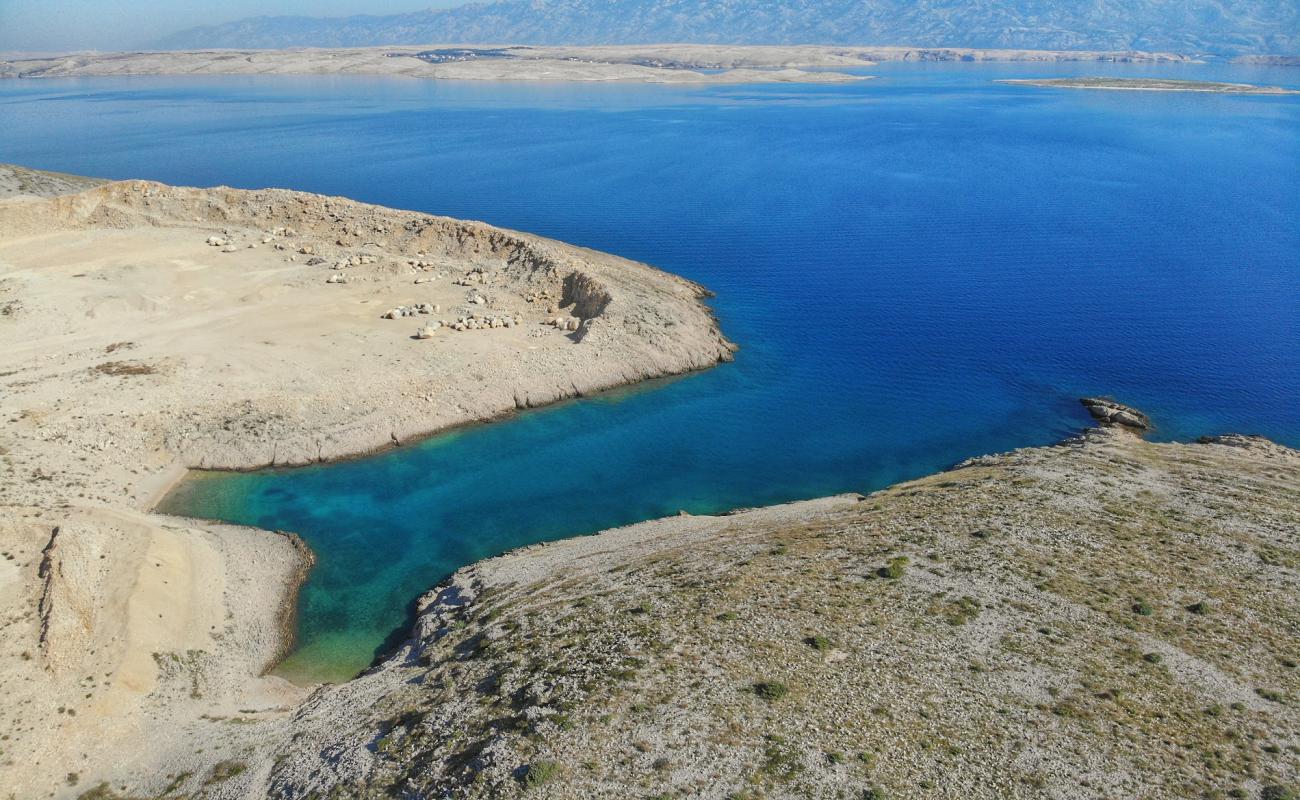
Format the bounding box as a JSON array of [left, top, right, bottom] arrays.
[[153, 1, 1299, 56]]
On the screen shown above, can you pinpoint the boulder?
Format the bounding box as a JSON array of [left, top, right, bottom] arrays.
[[415, 323, 441, 339]]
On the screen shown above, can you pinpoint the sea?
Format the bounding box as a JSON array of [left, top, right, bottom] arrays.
[[3, 60, 1296, 682]]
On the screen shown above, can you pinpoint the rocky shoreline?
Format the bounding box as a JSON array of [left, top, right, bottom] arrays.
[[0, 166, 735, 798], [257, 420, 1299, 800]]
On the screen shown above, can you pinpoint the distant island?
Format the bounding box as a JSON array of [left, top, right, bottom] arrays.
[[0, 45, 1211, 85], [999, 77, 1300, 94]]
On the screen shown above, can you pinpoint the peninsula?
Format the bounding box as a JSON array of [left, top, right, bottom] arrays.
[[998, 77, 1300, 94], [0, 166, 733, 798]]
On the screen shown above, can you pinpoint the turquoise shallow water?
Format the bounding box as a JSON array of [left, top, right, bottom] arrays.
[[4, 63, 1297, 682]]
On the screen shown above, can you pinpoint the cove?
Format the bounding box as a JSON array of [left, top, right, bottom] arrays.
[[5, 62, 1296, 683]]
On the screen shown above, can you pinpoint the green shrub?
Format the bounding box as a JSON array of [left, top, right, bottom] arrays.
[[1142, 652, 1163, 664], [753, 681, 789, 701], [1262, 786, 1295, 800], [878, 557, 909, 580], [206, 760, 246, 784], [807, 635, 832, 652], [761, 736, 803, 780], [1132, 599, 1154, 616], [946, 596, 982, 625], [1186, 601, 1211, 615], [521, 760, 560, 789]]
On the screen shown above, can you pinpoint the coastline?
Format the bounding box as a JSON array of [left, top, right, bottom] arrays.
[[0, 168, 737, 797], [266, 423, 1300, 799], [154, 360, 727, 684], [268, 532, 316, 675]]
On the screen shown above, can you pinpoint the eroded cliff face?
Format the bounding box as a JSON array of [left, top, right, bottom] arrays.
[[244, 427, 1298, 800], [0, 171, 734, 799]]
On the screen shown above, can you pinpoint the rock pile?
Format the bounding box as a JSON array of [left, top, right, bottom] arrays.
[[383, 303, 442, 320], [452, 267, 490, 286], [450, 314, 520, 331]]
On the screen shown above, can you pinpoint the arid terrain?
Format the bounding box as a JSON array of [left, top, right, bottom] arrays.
[[0, 43, 1201, 85], [0, 166, 1296, 800], [258, 425, 1298, 800], [0, 166, 733, 799]]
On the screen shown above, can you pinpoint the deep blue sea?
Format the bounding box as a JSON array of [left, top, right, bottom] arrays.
[[4, 62, 1297, 682]]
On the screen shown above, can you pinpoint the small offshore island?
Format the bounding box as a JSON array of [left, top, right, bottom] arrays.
[[999, 77, 1300, 94], [0, 166, 1297, 799]]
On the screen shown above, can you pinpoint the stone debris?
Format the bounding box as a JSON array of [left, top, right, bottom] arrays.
[[325, 274, 347, 284], [452, 267, 490, 286], [383, 303, 444, 319], [448, 314, 521, 332], [414, 323, 441, 339]]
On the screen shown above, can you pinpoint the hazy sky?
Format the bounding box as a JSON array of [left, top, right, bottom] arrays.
[[0, 0, 466, 52]]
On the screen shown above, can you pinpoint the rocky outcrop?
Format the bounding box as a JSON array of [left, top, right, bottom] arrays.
[[1080, 396, 1152, 432]]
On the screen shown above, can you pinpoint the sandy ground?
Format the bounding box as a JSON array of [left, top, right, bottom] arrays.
[[0, 43, 1200, 85], [0, 168, 732, 798]]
